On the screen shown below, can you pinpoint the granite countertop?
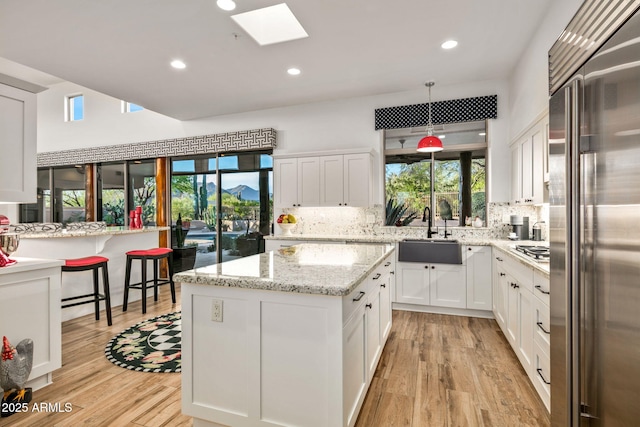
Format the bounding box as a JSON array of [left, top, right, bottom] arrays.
[[19, 226, 169, 239], [264, 233, 549, 276], [174, 243, 395, 296]]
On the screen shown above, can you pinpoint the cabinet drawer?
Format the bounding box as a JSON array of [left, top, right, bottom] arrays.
[[500, 250, 534, 292], [343, 279, 371, 324], [533, 271, 550, 306], [532, 340, 551, 411], [533, 296, 551, 350]]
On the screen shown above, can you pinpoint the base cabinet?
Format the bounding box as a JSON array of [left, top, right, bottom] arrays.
[[492, 247, 550, 411]]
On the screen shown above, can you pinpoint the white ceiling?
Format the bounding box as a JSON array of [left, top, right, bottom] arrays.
[[0, 0, 553, 121]]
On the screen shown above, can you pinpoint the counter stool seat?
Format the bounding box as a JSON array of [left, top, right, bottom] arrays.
[[123, 248, 175, 314], [61, 255, 112, 326]]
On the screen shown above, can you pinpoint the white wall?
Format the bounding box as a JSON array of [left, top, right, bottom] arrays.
[[36, 78, 511, 203], [507, 0, 583, 140]]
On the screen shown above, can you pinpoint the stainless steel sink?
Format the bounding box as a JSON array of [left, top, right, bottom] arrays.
[[397, 239, 462, 264]]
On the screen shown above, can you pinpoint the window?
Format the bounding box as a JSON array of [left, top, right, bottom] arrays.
[[121, 101, 144, 113], [53, 166, 86, 224], [384, 121, 487, 226], [66, 95, 84, 121]]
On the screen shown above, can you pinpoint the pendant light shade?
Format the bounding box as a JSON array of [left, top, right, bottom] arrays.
[[417, 81, 443, 153], [417, 135, 443, 152]]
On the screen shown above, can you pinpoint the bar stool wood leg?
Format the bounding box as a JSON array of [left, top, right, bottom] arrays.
[[101, 262, 112, 326], [141, 256, 148, 314], [123, 256, 132, 312], [168, 252, 176, 303]]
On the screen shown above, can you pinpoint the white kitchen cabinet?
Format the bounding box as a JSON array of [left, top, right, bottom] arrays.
[[493, 253, 509, 331], [511, 113, 548, 205], [395, 262, 430, 305], [378, 269, 393, 342], [365, 283, 381, 380], [492, 247, 549, 412], [0, 83, 37, 203], [320, 153, 372, 207], [396, 261, 466, 309], [273, 157, 320, 207], [343, 303, 367, 426], [0, 258, 63, 391], [465, 245, 492, 310], [429, 263, 467, 309], [274, 151, 372, 208]]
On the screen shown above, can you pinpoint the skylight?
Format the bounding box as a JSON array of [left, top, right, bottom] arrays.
[[231, 3, 308, 46]]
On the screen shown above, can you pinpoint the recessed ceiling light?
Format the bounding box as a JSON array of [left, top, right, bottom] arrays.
[[231, 3, 308, 46], [287, 68, 301, 76], [216, 0, 236, 11], [171, 60, 186, 69], [479, 132, 486, 136], [438, 135, 446, 139], [441, 40, 458, 49]]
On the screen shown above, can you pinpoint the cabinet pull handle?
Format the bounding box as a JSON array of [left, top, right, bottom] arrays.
[[431, 266, 435, 269], [380, 284, 386, 288], [536, 322, 551, 334], [352, 291, 365, 302], [344, 203, 348, 206], [500, 273, 506, 277], [536, 368, 551, 385], [365, 303, 372, 309], [390, 271, 395, 275], [468, 247, 473, 251], [511, 282, 519, 288], [424, 265, 429, 269], [372, 273, 381, 280], [384, 262, 391, 267], [339, 203, 342, 206], [496, 257, 503, 262], [535, 285, 550, 295]]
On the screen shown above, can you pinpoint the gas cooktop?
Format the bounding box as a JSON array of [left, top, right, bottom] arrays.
[[514, 245, 550, 262]]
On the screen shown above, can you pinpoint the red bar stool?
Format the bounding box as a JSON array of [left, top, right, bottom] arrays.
[[123, 248, 176, 314], [61, 256, 112, 326]]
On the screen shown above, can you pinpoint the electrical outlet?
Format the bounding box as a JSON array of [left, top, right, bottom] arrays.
[[211, 299, 223, 322]]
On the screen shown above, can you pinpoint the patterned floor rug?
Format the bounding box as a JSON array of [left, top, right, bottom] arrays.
[[104, 311, 181, 373]]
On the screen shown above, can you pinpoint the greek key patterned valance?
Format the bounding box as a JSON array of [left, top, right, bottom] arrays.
[[37, 127, 277, 167], [374, 95, 497, 130]]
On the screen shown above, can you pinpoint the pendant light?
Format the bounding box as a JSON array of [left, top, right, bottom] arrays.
[[417, 81, 444, 153]]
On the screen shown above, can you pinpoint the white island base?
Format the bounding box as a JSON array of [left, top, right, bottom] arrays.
[[179, 244, 395, 427]]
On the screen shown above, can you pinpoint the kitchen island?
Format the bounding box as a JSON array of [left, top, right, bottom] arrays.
[[175, 243, 395, 427], [13, 226, 168, 321]]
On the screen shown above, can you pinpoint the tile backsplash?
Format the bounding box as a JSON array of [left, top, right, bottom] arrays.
[[276, 202, 549, 241]]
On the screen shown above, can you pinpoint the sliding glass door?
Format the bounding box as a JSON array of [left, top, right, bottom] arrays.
[[170, 152, 272, 268]]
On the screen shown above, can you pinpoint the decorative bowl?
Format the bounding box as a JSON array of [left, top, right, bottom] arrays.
[[0, 233, 20, 255], [277, 223, 296, 236]]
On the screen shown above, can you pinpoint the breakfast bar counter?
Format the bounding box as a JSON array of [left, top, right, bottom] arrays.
[[13, 226, 169, 321], [177, 243, 395, 427]]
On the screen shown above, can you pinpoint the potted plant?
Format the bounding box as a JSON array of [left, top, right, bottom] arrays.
[[172, 213, 197, 272]]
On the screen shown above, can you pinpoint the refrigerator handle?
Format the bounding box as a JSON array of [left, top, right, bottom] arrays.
[[569, 78, 582, 427]]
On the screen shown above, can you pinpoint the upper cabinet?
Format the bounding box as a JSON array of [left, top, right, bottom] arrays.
[[274, 151, 372, 208], [0, 82, 38, 203], [511, 113, 548, 205]]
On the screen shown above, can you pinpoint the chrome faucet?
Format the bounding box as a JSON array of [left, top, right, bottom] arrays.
[[421, 206, 436, 238]]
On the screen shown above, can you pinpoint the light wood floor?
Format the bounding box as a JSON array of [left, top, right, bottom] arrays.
[[355, 310, 550, 427], [1, 288, 549, 427]]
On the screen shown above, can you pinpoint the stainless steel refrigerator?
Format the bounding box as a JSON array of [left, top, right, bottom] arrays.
[[549, 3, 640, 426]]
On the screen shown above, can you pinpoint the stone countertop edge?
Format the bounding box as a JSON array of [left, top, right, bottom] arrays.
[[18, 226, 170, 239], [174, 244, 396, 297], [0, 258, 64, 275]]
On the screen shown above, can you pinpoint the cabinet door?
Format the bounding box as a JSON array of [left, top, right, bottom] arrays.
[[274, 158, 299, 207], [395, 263, 429, 305], [506, 276, 519, 346], [0, 84, 36, 203], [465, 246, 492, 310], [429, 263, 466, 309], [319, 155, 344, 206], [365, 286, 381, 380], [343, 153, 371, 207], [343, 305, 367, 427], [521, 136, 533, 201], [493, 258, 509, 332], [531, 126, 545, 204], [517, 287, 534, 373], [378, 272, 392, 342], [297, 157, 321, 206], [511, 143, 522, 204]]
